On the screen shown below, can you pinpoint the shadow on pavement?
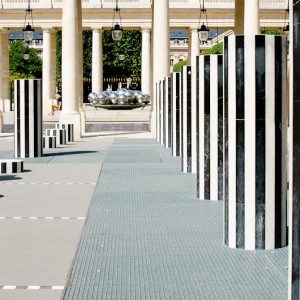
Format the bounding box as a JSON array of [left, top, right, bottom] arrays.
[[0, 175, 23, 181], [43, 151, 98, 157]]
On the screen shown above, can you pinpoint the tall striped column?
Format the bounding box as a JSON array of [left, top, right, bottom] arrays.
[[14, 79, 43, 158], [224, 35, 287, 250], [181, 65, 192, 173], [290, 1, 300, 298], [171, 72, 181, 157], [163, 76, 172, 149], [197, 55, 223, 201]]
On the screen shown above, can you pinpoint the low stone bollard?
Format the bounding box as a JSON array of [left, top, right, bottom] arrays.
[[45, 129, 66, 146], [55, 123, 74, 142], [43, 136, 56, 149], [0, 159, 24, 174]]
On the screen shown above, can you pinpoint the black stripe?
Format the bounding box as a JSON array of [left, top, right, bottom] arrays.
[[33, 80, 38, 156], [168, 77, 172, 148], [1, 163, 6, 174], [181, 69, 184, 170], [16, 80, 21, 158], [176, 73, 180, 156], [224, 36, 229, 245], [162, 80, 166, 146], [171, 75, 175, 153], [255, 35, 266, 250], [24, 80, 29, 157], [274, 36, 283, 248], [235, 36, 245, 248], [217, 55, 224, 201], [43, 137, 45, 148], [196, 56, 200, 198], [12, 162, 17, 173], [204, 56, 210, 199], [187, 66, 192, 172], [20, 161, 23, 172]]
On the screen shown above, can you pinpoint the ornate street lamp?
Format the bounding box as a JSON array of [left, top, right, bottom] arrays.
[[118, 53, 125, 61], [111, 0, 123, 42], [197, 0, 209, 44], [23, 0, 35, 43]]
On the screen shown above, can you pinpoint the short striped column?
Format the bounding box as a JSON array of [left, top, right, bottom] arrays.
[[46, 129, 67, 146], [224, 35, 287, 250], [181, 65, 192, 173], [14, 79, 43, 158], [163, 76, 172, 149], [55, 123, 74, 142], [197, 55, 223, 201], [171, 72, 181, 157], [43, 136, 56, 149], [0, 159, 23, 174]]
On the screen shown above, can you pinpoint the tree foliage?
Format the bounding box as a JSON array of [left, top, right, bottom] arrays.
[[173, 60, 188, 73], [55, 29, 141, 82], [9, 40, 42, 81], [202, 42, 223, 55]]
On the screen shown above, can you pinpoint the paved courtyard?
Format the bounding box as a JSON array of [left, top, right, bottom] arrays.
[[0, 134, 288, 299]]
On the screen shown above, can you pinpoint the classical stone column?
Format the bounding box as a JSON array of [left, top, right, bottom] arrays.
[[190, 27, 199, 174], [42, 28, 56, 117], [0, 29, 9, 114], [61, 0, 81, 138], [92, 28, 103, 93], [152, 0, 170, 137], [244, 0, 259, 36], [77, 0, 83, 109], [234, 0, 244, 35], [141, 28, 151, 95]]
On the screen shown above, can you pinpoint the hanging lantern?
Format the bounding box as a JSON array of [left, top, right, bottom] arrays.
[[111, 0, 123, 42], [23, 1, 35, 42], [197, 0, 209, 44]]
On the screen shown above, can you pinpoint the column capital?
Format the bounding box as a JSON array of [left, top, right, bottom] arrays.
[[91, 27, 103, 32], [141, 27, 151, 33], [189, 26, 199, 32], [42, 27, 56, 33]]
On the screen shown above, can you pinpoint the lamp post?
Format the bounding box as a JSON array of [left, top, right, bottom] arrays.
[[111, 0, 123, 42], [197, 0, 209, 44], [23, 0, 34, 43]]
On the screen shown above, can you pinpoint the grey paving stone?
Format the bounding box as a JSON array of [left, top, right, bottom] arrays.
[[63, 138, 288, 300]]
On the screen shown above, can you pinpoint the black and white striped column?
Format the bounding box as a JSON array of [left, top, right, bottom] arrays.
[[43, 136, 56, 149], [14, 79, 43, 158], [163, 76, 172, 149], [0, 159, 23, 174], [181, 65, 192, 173], [290, 1, 300, 298], [55, 123, 74, 142], [197, 55, 223, 201], [171, 72, 181, 157], [224, 35, 287, 250]]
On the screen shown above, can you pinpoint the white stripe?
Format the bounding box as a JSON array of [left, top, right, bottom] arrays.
[[160, 80, 164, 145], [199, 55, 205, 199], [77, 217, 86, 220], [182, 66, 188, 173], [191, 53, 197, 174], [29, 80, 34, 158], [265, 35, 275, 250], [51, 286, 64, 290], [210, 55, 219, 201], [29, 217, 38, 220], [164, 77, 169, 149], [13, 217, 22, 220], [14, 80, 18, 156], [244, 35, 256, 250], [20, 80, 25, 158], [45, 217, 54, 220], [27, 286, 40, 290], [3, 286, 16, 290], [227, 35, 237, 248], [172, 73, 177, 156], [61, 217, 70, 220]]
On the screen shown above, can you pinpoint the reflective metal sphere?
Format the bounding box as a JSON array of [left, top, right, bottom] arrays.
[[88, 92, 97, 103], [118, 94, 127, 105], [109, 92, 118, 104], [97, 93, 106, 105]]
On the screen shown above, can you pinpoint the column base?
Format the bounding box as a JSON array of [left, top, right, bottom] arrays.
[[59, 112, 82, 140]]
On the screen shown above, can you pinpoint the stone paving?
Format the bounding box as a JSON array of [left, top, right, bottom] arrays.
[[62, 138, 288, 300]]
